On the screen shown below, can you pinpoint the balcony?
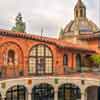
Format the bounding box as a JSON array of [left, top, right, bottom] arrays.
[[0, 64, 100, 80], [64, 66, 100, 74], [0, 64, 24, 79]]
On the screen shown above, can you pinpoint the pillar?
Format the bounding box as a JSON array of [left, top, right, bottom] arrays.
[[54, 87, 58, 100], [81, 93, 85, 100], [28, 92, 32, 100], [2, 96, 6, 100], [81, 89, 86, 100], [28, 89, 32, 100]]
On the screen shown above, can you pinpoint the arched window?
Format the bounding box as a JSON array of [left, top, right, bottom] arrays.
[[80, 8, 83, 17], [6, 85, 27, 100], [58, 83, 81, 100], [63, 55, 68, 66], [8, 50, 15, 64], [32, 84, 54, 100], [29, 45, 53, 75], [76, 10, 78, 17]]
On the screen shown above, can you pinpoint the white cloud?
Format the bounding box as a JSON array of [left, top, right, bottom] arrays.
[[0, 0, 99, 37]]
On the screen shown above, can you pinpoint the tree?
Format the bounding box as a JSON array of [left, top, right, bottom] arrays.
[[90, 54, 100, 67]]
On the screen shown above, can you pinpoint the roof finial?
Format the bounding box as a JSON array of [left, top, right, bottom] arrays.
[[41, 27, 44, 37], [78, 0, 81, 2], [74, 0, 86, 19], [11, 13, 26, 33], [78, 0, 82, 3]]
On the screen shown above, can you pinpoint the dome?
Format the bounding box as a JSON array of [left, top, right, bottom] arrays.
[[64, 18, 100, 34], [60, 0, 100, 38]]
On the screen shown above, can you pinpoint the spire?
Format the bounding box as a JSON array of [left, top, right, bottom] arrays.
[[74, 0, 86, 19], [75, 0, 85, 8]]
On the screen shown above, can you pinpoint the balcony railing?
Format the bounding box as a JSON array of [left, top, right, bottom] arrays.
[[64, 66, 100, 73], [0, 65, 100, 79]]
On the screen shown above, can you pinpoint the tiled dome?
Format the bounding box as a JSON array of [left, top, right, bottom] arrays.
[[59, 0, 100, 39], [64, 18, 100, 34]]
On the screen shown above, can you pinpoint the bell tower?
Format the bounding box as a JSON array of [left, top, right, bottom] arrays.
[[74, 0, 86, 19]]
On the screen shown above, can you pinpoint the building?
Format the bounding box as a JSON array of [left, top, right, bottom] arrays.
[[0, 0, 100, 100]]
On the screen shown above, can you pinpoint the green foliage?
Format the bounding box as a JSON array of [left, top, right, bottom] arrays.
[[90, 54, 100, 65]]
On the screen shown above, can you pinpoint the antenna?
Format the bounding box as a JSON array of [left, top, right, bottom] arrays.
[[41, 27, 44, 37]]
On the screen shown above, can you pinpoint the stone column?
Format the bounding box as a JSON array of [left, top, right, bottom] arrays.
[[81, 90, 86, 100], [28, 91, 32, 100], [54, 87, 58, 100], [2, 96, 6, 100]]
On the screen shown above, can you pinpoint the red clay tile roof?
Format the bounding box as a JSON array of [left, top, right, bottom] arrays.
[[0, 29, 96, 53]]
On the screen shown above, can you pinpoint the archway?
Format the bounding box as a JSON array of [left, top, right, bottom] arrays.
[[86, 86, 100, 100], [0, 42, 24, 77], [58, 83, 81, 100], [32, 83, 54, 100], [5, 85, 27, 100]]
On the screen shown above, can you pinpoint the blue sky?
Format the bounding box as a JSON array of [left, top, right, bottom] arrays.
[[0, 0, 99, 37]]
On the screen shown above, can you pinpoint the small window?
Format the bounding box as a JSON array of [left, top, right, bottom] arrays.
[[98, 39, 100, 48], [76, 10, 78, 17], [80, 9, 83, 17], [63, 55, 68, 65], [76, 54, 81, 71]]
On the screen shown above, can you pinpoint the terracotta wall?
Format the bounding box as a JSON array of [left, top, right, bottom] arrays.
[[0, 35, 91, 77], [87, 40, 100, 54]]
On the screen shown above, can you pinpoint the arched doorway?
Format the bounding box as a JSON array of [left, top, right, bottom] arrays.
[[32, 83, 54, 100], [6, 85, 27, 100], [58, 83, 81, 100], [86, 86, 100, 100]]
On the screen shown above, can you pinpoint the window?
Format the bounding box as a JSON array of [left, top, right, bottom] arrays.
[[98, 38, 100, 48], [29, 45, 53, 75], [63, 55, 68, 65], [80, 9, 83, 17], [76, 10, 78, 17], [76, 54, 81, 71], [6, 85, 27, 100], [32, 84, 54, 100], [58, 84, 81, 100]]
